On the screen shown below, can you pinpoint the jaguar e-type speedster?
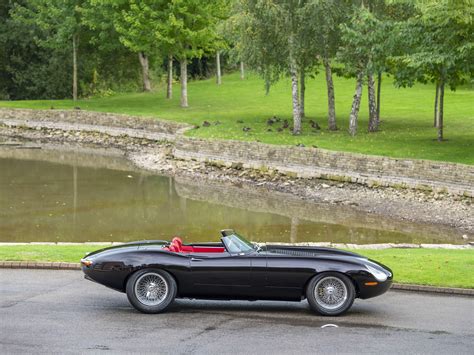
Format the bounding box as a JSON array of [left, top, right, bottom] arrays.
[[81, 230, 392, 316]]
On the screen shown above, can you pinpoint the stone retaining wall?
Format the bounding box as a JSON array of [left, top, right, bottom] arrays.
[[0, 108, 190, 134], [174, 137, 474, 197]]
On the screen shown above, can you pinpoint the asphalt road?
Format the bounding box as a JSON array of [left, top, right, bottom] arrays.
[[1, 270, 473, 354]]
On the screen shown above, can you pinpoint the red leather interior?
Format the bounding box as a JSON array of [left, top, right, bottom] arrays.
[[165, 237, 225, 253]]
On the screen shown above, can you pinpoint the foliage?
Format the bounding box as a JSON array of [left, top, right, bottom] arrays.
[[163, 0, 229, 61], [238, 0, 318, 88], [390, 0, 474, 90], [389, 0, 474, 140], [1, 0, 142, 99], [84, 1, 164, 57], [338, 7, 391, 79]]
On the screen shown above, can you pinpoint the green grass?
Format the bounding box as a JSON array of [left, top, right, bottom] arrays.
[[1, 245, 472, 289], [0, 245, 96, 264], [1, 72, 473, 164], [356, 249, 474, 289]]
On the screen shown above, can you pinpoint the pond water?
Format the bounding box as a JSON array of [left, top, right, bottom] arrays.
[[0, 145, 469, 244]]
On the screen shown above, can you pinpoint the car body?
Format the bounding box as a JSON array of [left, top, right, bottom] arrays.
[[81, 230, 392, 315]]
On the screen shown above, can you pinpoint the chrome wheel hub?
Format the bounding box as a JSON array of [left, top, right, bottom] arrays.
[[135, 273, 168, 306], [314, 276, 348, 310]]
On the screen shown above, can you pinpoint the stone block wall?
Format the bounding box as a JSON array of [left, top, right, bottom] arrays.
[[0, 108, 189, 134], [174, 137, 474, 196]]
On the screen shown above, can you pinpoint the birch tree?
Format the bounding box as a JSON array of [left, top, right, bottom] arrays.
[[311, 0, 349, 131], [338, 6, 388, 135], [239, 0, 313, 135]]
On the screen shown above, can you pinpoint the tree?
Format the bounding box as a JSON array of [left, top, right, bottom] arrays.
[[311, 0, 350, 131], [11, 0, 87, 101], [390, 0, 474, 141], [239, 0, 317, 135], [163, 0, 228, 107], [338, 5, 389, 135], [84, 0, 167, 92]]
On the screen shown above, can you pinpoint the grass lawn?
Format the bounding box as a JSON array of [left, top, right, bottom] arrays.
[[1, 72, 473, 164], [0, 245, 472, 289]]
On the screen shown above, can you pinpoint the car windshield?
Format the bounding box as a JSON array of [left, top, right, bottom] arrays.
[[222, 233, 256, 254]]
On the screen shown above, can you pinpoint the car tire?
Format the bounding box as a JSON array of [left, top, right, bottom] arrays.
[[126, 268, 177, 314], [306, 272, 355, 316]]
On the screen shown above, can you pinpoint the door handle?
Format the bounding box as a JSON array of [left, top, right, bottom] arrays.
[[191, 258, 203, 262]]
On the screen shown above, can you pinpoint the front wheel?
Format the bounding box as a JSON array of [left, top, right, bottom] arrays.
[[306, 272, 355, 316], [126, 269, 177, 314]]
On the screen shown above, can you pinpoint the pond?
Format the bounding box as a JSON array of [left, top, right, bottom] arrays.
[[0, 144, 469, 244]]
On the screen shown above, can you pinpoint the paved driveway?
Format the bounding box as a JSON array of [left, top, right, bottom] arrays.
[[1, 269, 473, 354]]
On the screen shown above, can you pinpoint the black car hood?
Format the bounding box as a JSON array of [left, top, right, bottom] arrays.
[[264, 244, 365, 258]]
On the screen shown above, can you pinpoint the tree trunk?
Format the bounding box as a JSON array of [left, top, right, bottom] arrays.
[[437, 81, 445, 141], [197, 59, 204, 78], [240, 61, 245, 80], [166, 55, 173, 99], [138, 52, 152, 92], [368, 73, 377, 132], [324, 58, 337, 130], [376, 71, 382, 124], [290, 60, 301, 135], [180, 58, 188, 108], [434, 82, 439, 127], [72, 34, 78, 101], [299, 69, 305, 119], [216, 51, 222, 85], [349, 73, 364, 136], [265, 79, 270, 96]]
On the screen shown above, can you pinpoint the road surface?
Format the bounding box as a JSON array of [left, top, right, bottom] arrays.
[[1, 269, 473, 354]]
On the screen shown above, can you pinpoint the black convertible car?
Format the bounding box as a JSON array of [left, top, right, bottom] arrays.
[[81, 230, 392, 316]]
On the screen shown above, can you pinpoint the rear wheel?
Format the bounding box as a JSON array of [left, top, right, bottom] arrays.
[[306, 272, 355, 316], [126, 269, 177, 314]]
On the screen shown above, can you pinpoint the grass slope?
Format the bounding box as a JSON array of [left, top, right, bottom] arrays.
[[0, 245, 472, 288], [1, 72, 473, 164]]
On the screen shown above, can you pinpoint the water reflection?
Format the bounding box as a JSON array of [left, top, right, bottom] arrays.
[[0, 146, 470, 244]]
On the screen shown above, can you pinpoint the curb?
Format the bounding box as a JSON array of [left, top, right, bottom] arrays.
[[0, 261, 472, 296], [390, 283, 473, 296], [0, 261, 80, 270]]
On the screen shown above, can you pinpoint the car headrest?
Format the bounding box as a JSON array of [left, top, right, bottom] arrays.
[[172, 237, 183, 248]]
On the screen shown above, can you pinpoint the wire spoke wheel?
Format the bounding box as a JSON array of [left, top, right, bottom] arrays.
[[314, 276, 348, 311], [134, 272, 169, 306]]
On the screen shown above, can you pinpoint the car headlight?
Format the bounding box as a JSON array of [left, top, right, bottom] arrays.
[[366, 264, 388, 282]]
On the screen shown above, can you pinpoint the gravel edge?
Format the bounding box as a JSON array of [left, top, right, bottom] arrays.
[[0, 261, 472, 296]]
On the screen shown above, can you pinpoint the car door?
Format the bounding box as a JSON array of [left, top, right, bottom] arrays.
[[264, 254, 316, 300], [186, 252, 253, 298]]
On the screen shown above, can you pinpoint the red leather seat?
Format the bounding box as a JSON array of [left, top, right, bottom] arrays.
[[166, 236, 225, 253]]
